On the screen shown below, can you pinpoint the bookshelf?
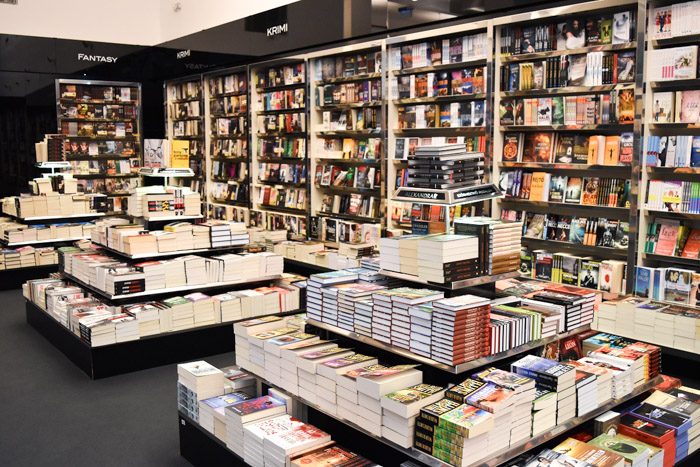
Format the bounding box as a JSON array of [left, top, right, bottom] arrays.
[[307, 40, 385, 248], [56, 79, 142, 215], [165, 76, 205, 193], [250, 58, 309, 239], [385, 21, 492, 235], [203, 66, 251, 224], [491, 0, 643, 294], [637, 0, 700, 304]]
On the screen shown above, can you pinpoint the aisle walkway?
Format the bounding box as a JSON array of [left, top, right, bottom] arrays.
[[0, 289, 232, 466]]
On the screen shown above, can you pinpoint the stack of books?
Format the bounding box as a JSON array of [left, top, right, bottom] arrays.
[[162, 296, 195, 331], [242, 414, 304, 466], [371, 287, 444, 346], [224, 395, 287, 457], [454, 217, 523, 275], [595, 296, 700, 354], [474, 367, 536, 446], [552, 438, 626, 466], [378, 235, 421, 276], [566, 359, 614, 407], [511, 355, 579, 423], [233, 315, 302, 374], [336, 283, 386, 332], [177, 361, 225, 421], [619, 412, 677, 467], [416, 234, 480, 284], [490, 303, 543, 354], [262, 424, 332, 467], [184, 292, 217, 326], [290, 445, 363, 466], [431, 294, 491, 365], [583, 333, 662, 383], [305, 270, 360, 322], [379, 384, 445, 448], [407, 145, 485, 189], [530, 389, 557, 437], [315, 354, 378, 416], [523, 285, 596, 332], [354, 365, 424, 436], [263, 331, 320, 387], [122, 302, 162, 337], [432, 401, 494, 465], [199, 392, 252, 441]]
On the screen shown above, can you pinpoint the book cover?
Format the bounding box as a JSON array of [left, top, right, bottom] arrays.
[[676, 90, 700, 123], [581, 178, 600, 205], [385, 384, 444, 405], [588, 434, 653, 465], [502, 133, 522, 162], [522, 133, 554, 163], [565, 177, 583, 203], [553, 437, 625, 467], [229, 395, 285, 417], [549, 176, 568, 202], [554, 135, 576, 164]]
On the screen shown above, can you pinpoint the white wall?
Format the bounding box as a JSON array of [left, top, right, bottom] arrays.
[[0, 0, 162, 45], [0, 0, 300, 45]]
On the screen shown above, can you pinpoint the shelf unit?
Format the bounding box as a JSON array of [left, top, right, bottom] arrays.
[[250, 58, 309, 239], [385, 21, 492, 235], [637, 0, 700, 302], [91, 241, 247, 260], [56, 79, 142, 214], [61, 268, 282, 302], [165, 75, 205, 193], [236, 353, 661, 467], [306, 39, 385, 248], [491, 0, 643, 294], [204, 66, 251, 225], [308, 318, 589, 374]]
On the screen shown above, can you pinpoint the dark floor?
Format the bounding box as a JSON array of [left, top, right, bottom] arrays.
[[0, 289, 234, 466]]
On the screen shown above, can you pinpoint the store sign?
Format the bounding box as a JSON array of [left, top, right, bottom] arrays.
[[267, 23, 288, 37], [77, 53, 118, 63], [395, 188, 446, 201], [454, 185, 501, 201], [176, 50, 191, 59]]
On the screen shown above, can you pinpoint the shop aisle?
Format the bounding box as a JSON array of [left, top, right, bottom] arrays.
[[0, 289, 232, 466]]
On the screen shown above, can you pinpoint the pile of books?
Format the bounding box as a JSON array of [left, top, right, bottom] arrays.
[[126, 186, 201, 218], [414, 368, 535, 465], [0, 246, 59, 270], [60, 249, 284, 295], [522, 284, 596, 332], [595, 296, 700, 353], [635, 265, 700, 306], [582, 332, 662, 382], [520, 246, 627, 294], [0, 217, 95, 243], [91, 219, 249, 255], [372, 288, 445, 347], [234, 317, 437, 442], [406, 145, 485, 189], [428, 295, 491, 365], [525, 384, 700, 467], [455, 217, 523, 276], [1, 193, 107, 219], [177, 360, 226, 421], [24, 276, 302, 346], [380, 234, 481, 283]]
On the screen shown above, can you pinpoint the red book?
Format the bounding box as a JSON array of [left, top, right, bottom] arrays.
[[681, 228, 700, 258]]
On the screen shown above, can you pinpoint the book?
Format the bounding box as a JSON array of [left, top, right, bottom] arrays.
[[381, 384, 445, 418], [522, 133, 554, 163], [553, 437, 625, 467]]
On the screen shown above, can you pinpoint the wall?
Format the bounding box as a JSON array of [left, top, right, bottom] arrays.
[[0, 0, 161, 45]]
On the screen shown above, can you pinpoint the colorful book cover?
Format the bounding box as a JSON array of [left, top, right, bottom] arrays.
[[385, 384, 444, 405], [229, 395, 285, 416]]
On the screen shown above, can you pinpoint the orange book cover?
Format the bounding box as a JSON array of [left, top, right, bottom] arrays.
[[604, 136, 621, 165]]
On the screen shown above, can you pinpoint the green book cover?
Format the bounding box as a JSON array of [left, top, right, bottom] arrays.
[[588, 434, 652, 464]]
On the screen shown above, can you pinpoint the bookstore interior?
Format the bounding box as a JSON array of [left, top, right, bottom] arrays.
[[9, 0, 700, 466]]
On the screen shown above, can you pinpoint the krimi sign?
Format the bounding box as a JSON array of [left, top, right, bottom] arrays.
[[267, 23, 288, 36]]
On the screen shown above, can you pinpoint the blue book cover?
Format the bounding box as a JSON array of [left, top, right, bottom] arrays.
[[691, 136, 700, 167], [634, 266, 652, 298], [646, 136, 659, 166]]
